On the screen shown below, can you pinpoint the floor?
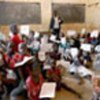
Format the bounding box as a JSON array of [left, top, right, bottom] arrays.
[[53, 78, 93, 100], [6, 70, 99, 100], [53, 70, 100, 100]]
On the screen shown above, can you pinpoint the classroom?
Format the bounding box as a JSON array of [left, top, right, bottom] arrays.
[[0, 0, 100, 100]]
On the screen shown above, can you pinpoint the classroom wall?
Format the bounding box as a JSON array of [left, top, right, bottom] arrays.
[[86, 0, 100, 28], [0, 0, 100, 35]]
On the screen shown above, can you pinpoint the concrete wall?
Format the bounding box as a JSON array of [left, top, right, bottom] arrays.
[[0, 0, 100, 34]]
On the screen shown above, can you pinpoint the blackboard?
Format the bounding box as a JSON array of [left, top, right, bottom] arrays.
[[52, 3, 85, 23], [0, 2, 41, 25]]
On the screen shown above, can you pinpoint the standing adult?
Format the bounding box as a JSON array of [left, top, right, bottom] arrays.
[[49, 11, 63, 39]]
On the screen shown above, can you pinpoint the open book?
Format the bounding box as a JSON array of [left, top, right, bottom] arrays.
[[20, 25, 30, 36], [95, 45, 100, 52], [39, 82, 56, 99], [67, 30, 76, 37], [80, 43, 92, 52], [91, 30, 99, 38], [43, 65, 51, 70], [15, 56, 34, 68], [49, 35, 60, 44], [70, 48, 79, 58]]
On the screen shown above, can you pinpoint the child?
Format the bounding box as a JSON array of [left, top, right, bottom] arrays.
[[59, 34, 69, 58], [26, 62, 43, 100], [28, 38, 40, 55], [46, 61, 82, 98], [46, 61, 61, 90]]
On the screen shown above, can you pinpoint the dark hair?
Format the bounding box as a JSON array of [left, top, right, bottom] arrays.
[[61, 33, 65, 37], [30, 30, 35, 35], [87, 33, 90, 37], [30, 59, 40, 70], [10, 24, 18, 35]]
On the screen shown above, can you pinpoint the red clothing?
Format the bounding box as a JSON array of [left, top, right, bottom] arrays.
[[26, 74, 43, 100], [11, 34, 22, 52], [4, 53, 23, 69], [85, 37, 92, 43], [4, 53, 30, 68], [47, 67, 61, 82], [4, 53, 31, 78], [47, 68, 61, 76], [4, 53, 10, 64]]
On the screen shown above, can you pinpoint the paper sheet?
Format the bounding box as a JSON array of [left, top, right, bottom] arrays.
[[56, 60, 70, 69], [20, 25, 30, 36], [39, 82, 56, 99], [81, 28, 86, 34], [15, 56, 34, 67], [70, 48, 79, 58], [34, 31, 40, 39], [50, 35, 60, 43], [69, 65, 77, 74], [67, 30, 76, 37], [77, 66, 94, 77], [91, 30, 99, 38], [40, 43, 53, 52], [9, 31, 14, 38], [50, 35, 56, 41], [38, 51, 46, 61], [60, 37, 66, 44], [43, 65, 51, 70], [80, 43, 92, 52], [95, 45, 100, 52]]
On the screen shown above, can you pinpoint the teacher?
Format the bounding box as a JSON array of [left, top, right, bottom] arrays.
[[49, 11, 63, 40]]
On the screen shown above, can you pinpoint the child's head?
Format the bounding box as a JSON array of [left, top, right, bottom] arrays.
[[30, 61, 40, 77], [29, 30, 35, 38], [10, 24, 18, 35], [61, 33, 65, 37]]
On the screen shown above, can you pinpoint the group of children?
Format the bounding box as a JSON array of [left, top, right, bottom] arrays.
[[0, 24, 99, 100]]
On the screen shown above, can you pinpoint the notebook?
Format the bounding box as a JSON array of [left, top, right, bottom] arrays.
[[15, 56, 34, 68], [81, 43, 92, 52], [39, 82, 56, 99]]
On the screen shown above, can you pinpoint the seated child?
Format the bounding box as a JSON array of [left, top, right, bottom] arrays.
[[46, 61, 61, 90], [26, 62, 43, 100], [46, 60, 82, 98]]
